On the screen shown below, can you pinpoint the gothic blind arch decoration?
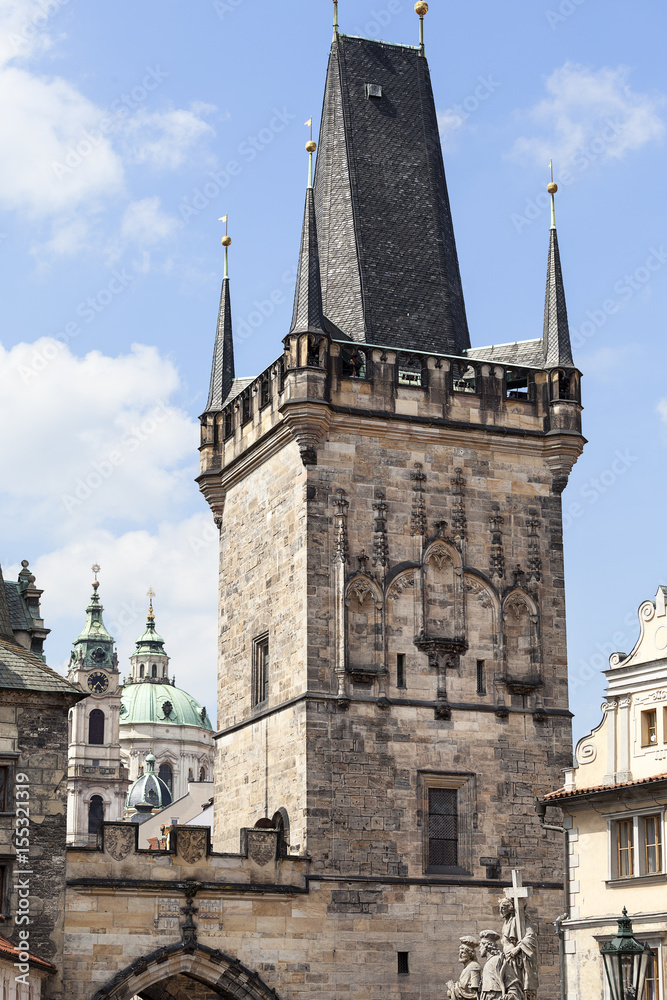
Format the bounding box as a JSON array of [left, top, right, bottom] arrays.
[[88, 708, 105, 745], [386, 567, 419, 667], [464, 573, 500, 676], [345, 574, 383, 679], [90, 942, 283, 1000], [422, 540, 464, 642], [501, 589, 542, 692]]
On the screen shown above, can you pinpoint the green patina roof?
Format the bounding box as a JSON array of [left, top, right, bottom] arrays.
[[70, 580, 116, 671], [126, 752, 172, 811], [120, 681, 213, 731]]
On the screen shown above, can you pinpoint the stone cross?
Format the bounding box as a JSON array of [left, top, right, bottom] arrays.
[[504, 869, 532, 942]]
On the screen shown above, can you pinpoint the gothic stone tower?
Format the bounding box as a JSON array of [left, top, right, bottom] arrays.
[[199, 27, 584, 993]]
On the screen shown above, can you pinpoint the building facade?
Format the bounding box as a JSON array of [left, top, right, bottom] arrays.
[[0, 561, 83, 999], [60, 15, 585, 1000], [543, 588, 667, 1000], [66, 582, 214, 845]]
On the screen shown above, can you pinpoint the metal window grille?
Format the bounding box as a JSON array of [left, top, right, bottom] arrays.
[[397, 953, 409, 975], [476, 660, 486, 695], [397, 653, 406, 689], [428, 787, 458, 867], [252, 635, 269, 708], [617, 819, 634, 877]]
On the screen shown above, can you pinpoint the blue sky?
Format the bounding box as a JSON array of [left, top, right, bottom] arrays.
[[0, 0, 665, 743]]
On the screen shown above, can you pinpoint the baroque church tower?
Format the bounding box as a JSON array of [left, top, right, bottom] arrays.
[[66, 569, 127, 845], [199, 13, 583, 990]]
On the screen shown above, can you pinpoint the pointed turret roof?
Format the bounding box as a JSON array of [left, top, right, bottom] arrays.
[[288, 185, 327, 337], [543, 193, 574, 368], [206, 257, 235, 411], [313, 35, 470, 355], [0, 564, 14, 643]]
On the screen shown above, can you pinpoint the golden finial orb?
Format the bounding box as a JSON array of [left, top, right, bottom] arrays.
[[221, 235, 232, 247], [415, 1, 429, 15], [547, 182, 558, 195], [306, 140, 317, 153]]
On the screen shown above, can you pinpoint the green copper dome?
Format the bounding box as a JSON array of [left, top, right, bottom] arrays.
[[120, 682, 213, 731]]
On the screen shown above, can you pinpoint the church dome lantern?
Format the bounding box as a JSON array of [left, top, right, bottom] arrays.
[[125, 751, 172, 814]]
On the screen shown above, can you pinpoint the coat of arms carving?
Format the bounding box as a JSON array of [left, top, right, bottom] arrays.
[[177, 829, 208, 864], [105, 825, 135, 861], [246, 830, 277, 867]]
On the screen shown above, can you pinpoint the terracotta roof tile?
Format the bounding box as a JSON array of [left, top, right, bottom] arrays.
[[0, 933, 56, 973], [545, 772, 667, 802]]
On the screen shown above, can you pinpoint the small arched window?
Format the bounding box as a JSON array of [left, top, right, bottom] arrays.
[[199, 767, 206, 782], [151, 664, 157, 678], [139, 664, 144, 678], [88, 709, 105, 746], [68, 709, 73, 744], [88, 795, 104, 835], [158, 762, 173, 793], [163, 665, 168, 678]]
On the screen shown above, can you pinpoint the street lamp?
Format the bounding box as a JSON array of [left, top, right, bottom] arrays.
[[600, 908, 653, 1000]]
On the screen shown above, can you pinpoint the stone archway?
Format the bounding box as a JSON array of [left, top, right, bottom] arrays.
[[91, 944, 280, 1000]]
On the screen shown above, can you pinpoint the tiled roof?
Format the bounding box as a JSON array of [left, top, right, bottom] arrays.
[[543, 227, 574, 368], [544, 772, 667, 802], [0, 565, 13, 642], [223, 377, 254, 406], [467, 339, 545, 368], [289, 187, 326, 337], [0, 933, 56, 973], [0, 636, 81, 696], [4, 581, 31, 632], [313, 35, 470, 355]]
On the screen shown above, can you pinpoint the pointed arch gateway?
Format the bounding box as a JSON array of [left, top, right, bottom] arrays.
[[91, 942, 281, 1000]]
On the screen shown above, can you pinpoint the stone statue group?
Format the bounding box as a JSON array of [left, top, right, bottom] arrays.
[[446, 873, 539, 1000]]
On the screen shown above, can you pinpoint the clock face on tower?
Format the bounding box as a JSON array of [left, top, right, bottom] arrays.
[[87, 671, 109, 695]]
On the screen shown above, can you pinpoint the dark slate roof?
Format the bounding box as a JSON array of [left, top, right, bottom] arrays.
[[206, 275, 235, 412], [543, 226, 574, 368], [467, 339, 546, 368], [314, 35, 470, 356], [289, 186, 326, 336], [0, 565, 13, 642], [223, 377, 254, 406], [0, 636, 81, 696], [4, 581, 31, 632]]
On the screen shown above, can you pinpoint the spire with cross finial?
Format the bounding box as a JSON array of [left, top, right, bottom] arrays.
[[130, 589, 171, 684], [205, 216, 235, 412], [69, 566, 117, 673]]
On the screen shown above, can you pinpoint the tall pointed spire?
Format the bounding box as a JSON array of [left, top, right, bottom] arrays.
[[313, 32, 470, 354], [288, 138, 326, 337], [206, 222, 235, 411], [0, 562, 15, 643], [69, 567, 116, 671], [542, 181, 574, 368]]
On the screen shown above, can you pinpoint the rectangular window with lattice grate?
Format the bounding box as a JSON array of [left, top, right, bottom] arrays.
[[420, 772, 476, 874]]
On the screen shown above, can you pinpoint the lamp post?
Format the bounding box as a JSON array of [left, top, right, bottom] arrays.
[[600, 909, 653, 1000]]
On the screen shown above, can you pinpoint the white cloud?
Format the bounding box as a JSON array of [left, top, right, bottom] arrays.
[[0, 339, 198, 534], [658, 399, 667, 424], [122, 106, 216, 171], [120, 197, 179, 246], [6, 515, 219, 721], [508, 64, 665, 171]]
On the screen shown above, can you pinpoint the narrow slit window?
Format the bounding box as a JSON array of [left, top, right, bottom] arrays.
[[0, 767, 8, 811], [476, 660, 486, 696], [252, 634, 269, 708], [397, 653, 406, 689], [397, 953, 409, 975]]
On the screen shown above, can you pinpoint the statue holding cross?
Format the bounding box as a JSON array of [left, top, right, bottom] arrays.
[[499, 870, 539, 1000]]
